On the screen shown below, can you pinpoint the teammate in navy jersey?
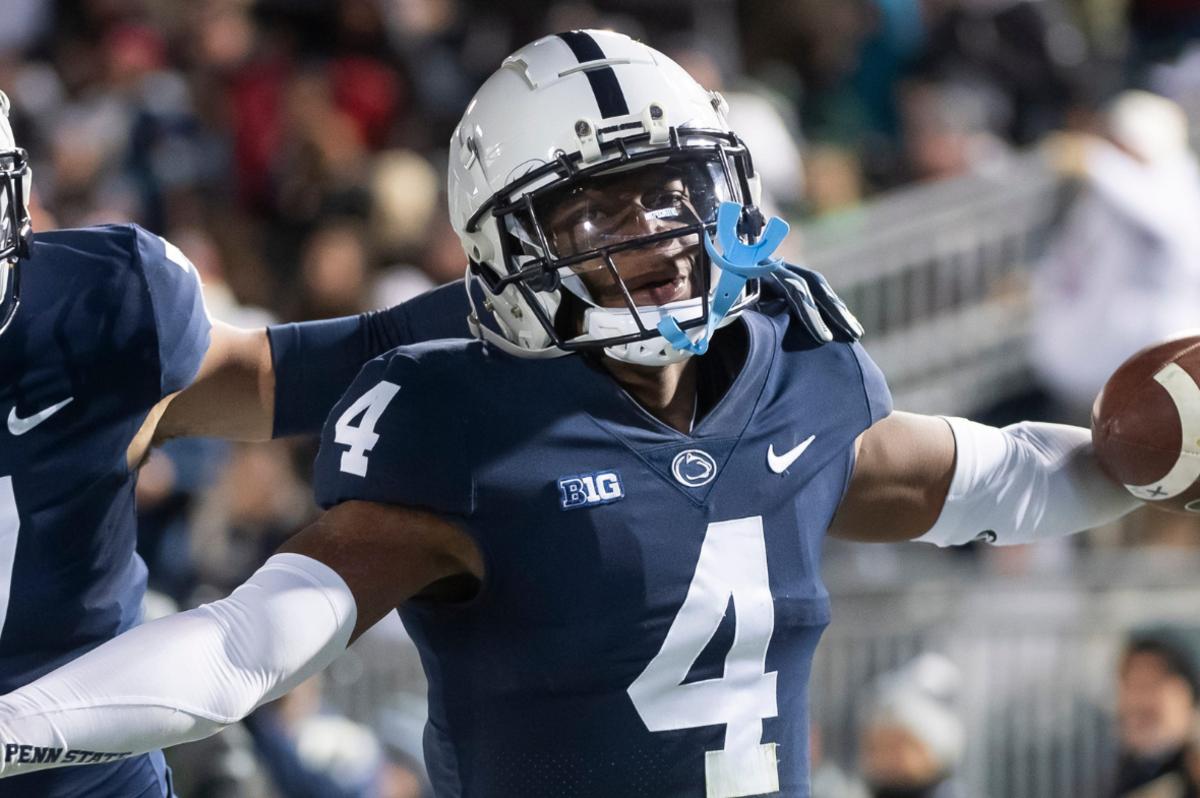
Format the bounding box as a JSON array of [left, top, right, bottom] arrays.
[[0, 31, 1141, 798], [0, 90, 472, 797]]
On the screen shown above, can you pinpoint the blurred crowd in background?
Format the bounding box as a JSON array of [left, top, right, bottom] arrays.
[[811, 630, 1200, 798], [2, 0, 1200, 795]]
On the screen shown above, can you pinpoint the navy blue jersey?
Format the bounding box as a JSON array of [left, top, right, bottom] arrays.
[[0, 225, 210, 797], [314, 299, 892, 798]]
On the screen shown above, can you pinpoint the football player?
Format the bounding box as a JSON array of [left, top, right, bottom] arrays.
[[0, 89, 477, 797], [0, 32, 1140, 798]]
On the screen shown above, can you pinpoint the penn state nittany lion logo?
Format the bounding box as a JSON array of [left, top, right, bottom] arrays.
[[671, 449, 717, 488]]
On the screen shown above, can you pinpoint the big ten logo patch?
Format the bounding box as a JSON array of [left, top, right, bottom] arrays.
[[557, 470, 625, 510]]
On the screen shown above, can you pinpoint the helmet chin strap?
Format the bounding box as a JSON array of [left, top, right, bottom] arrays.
[[657, 201, 789, 356]]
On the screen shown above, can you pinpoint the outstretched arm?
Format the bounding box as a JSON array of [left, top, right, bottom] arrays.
[[828, 411, 1140, 544], [0, 500, 480, 778], [827, 412, 957, 542], [145, 280, 475, 451], [149, 321, 275, 443], [148, 267, 870, 450]]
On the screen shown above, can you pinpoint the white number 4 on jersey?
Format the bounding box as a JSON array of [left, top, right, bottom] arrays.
[[628, 515, 780, 798], [335, 381, 400, 477]]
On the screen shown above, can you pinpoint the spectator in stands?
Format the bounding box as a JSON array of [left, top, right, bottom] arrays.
[[1031, 90, 1200, 423], [244, 673, 385, 798], [376, 755, 429, 798], [293, 220, 374, 320], [163, 723, 271, 798], [1188, 720, 1200, 796], [188, 441, 314, 596], [666, 42, 807, 213], [368, 150, 443, 306], [914, 0, 1088, 147], [1114, 630, 1200, 797], [376, 694, 436, 798], [135, 438, 229, 603], [811, 723, 870, 798], [1147, 43, 1200, 127], [0, 0, 49, 55], [857, 655, 966, 798], [803, 144, 867, 219], [419, 209, 472, 285], [1127, 0, 1200, 86], [897, 78, 1011, 182]]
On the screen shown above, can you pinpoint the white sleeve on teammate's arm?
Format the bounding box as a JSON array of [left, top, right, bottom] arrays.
[[917, 418, 1141, 547], [0, 553, 356, 776]]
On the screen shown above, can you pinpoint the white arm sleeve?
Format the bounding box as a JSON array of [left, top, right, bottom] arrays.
[[917, 417, 1141, 547], [0, 553, 356, 776]]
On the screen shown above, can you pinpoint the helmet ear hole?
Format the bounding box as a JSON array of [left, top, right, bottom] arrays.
[[468, 233, 493, 263]]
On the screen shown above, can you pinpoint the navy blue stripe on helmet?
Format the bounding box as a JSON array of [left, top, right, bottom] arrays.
[[556, 31, 630, 119]]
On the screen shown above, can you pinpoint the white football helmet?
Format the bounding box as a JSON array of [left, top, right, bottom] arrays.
[[448, 30, 766, 365], [0, 90, 32, 337]]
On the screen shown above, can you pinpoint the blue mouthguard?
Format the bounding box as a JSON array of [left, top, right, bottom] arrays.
[[656, 202, 789, 356]]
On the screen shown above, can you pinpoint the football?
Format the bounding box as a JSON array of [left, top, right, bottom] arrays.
[[1092, 335, 1200, 514]]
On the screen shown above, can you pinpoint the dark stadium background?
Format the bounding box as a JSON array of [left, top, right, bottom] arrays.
[[3, 1, 1199, 795]]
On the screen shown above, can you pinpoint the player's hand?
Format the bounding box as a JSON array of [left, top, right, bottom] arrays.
[[767, 263, 864, 344]]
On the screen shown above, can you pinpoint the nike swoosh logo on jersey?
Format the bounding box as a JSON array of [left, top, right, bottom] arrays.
[[8, 397, 74, 436], [767, 434, 816, 474]]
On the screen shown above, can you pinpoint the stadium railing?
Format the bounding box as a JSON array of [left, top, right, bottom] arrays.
[[799, 151, 1066, 416]]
